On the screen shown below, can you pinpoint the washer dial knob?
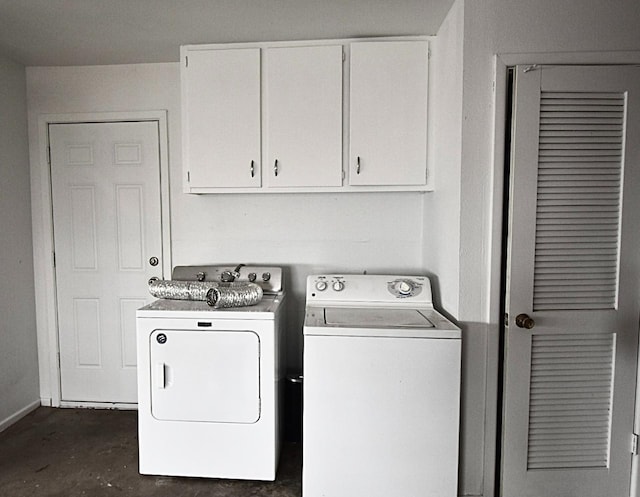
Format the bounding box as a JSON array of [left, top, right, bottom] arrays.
[[315, 280, 328, 291], [332, 280, 345, 292], [397, 280, 413, 295], [388, 278, 422, 298]]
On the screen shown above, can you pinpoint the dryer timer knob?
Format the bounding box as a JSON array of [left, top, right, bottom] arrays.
[[315, 280, 328, 291], [332, 280, 345, 292]]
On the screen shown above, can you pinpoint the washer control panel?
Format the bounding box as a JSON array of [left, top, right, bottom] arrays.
[[307, 274, 432, 305], [314, 276, 345, 293]]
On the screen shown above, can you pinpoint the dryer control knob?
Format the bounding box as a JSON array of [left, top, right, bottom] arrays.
[[248, 272, 257, 282], [315, 280, 328, 291], [332, 280, 345, 292]]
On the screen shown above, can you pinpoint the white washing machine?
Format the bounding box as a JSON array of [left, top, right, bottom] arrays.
[[136, 265, 286, 480], [303, 274, 461, 497]]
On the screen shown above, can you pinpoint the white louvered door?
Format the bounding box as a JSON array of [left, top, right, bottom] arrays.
[[503, 65, 640, 497]]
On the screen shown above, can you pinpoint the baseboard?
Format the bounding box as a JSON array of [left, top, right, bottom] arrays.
[[0, 399, 41, 433], [59, 401, 138, 410]]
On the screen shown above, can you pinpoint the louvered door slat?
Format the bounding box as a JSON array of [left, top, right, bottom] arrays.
[[535, 252, 619, 262], [539, 156, 621, 163]]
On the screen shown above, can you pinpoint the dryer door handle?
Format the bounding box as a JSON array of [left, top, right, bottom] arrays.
[[156, 363, 166, 389]]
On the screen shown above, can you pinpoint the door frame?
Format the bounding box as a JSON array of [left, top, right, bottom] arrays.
[[491, 52, 640, 497], [32, 111, 172, 408]]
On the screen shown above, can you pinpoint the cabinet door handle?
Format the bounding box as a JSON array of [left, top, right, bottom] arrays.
[[250, 160, 255, 178], [274, 159, 279, 177], [356, 156, 361, 174]]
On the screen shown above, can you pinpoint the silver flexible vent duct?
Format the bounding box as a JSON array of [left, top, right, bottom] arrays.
[[148, 279, 263, 308], [206, 285, 263, 308]]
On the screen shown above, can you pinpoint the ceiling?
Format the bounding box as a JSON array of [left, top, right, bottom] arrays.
[[0, 0, 455, 67]]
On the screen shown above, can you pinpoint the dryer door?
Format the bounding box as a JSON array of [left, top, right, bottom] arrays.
[[149, 329, 260, 423]]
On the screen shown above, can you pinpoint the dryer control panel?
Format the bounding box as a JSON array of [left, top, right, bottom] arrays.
[[172, 265, 283, 293]]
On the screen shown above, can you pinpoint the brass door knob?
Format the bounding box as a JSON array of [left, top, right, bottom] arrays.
[[515, 313, 535, 329]]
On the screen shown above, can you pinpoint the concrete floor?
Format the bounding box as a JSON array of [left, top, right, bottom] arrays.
[[0, 407, 302, 497]]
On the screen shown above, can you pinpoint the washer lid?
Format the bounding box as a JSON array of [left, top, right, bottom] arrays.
[[324, 307, 435, 328]]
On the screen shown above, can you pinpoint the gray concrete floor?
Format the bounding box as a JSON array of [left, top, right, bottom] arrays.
[[0, 407, 302, 497]]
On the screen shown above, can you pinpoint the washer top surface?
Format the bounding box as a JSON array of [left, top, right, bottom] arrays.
[[304, 274, 460, 339], [305, 306, 459, 338], [324, 307, 435, 328]]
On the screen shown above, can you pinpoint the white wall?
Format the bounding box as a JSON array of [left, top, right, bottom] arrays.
[[26, 63, 426, 394], [424, 0, 463, 318], [0, 54, 40, 430], [426, 2, 491, 495]]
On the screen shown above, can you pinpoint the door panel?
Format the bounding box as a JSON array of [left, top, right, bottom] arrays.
[[150, 330, 260, 423], [349, 41, 428, 186], [50, 121, 163, 403], [503, 65, 640, 497], [183, 48, 261, 188], [264, 45, 343, 188]]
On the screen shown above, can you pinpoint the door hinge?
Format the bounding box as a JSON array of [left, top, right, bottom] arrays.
[[632, 433, 639, 455], [52, 251, 56, 268], [185, 55, 188, 68], [187, 171, 190, 183], [342, 170, 346, 181], [504, 312, 509, 327], [342, 50, 346, 62]]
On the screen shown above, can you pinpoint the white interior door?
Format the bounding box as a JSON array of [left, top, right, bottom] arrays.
[[50, 121, 164, 404], [502, 65, 640, 497]]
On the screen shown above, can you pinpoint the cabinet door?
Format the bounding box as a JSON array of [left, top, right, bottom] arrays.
[[349, 41, 428, 186], [265, 45, 343, 188], [182, 48, 261, 189]]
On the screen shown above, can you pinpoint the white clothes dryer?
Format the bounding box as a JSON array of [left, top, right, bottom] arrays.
[[303, 274, 461, 497], [136, 265, 286, 480]]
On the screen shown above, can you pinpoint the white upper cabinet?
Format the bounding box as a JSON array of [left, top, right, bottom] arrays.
[[182, 48, 261, 190], [181, 38, 430, 193], [264, 45, 343, 188], [349, 41, 429, 186]]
